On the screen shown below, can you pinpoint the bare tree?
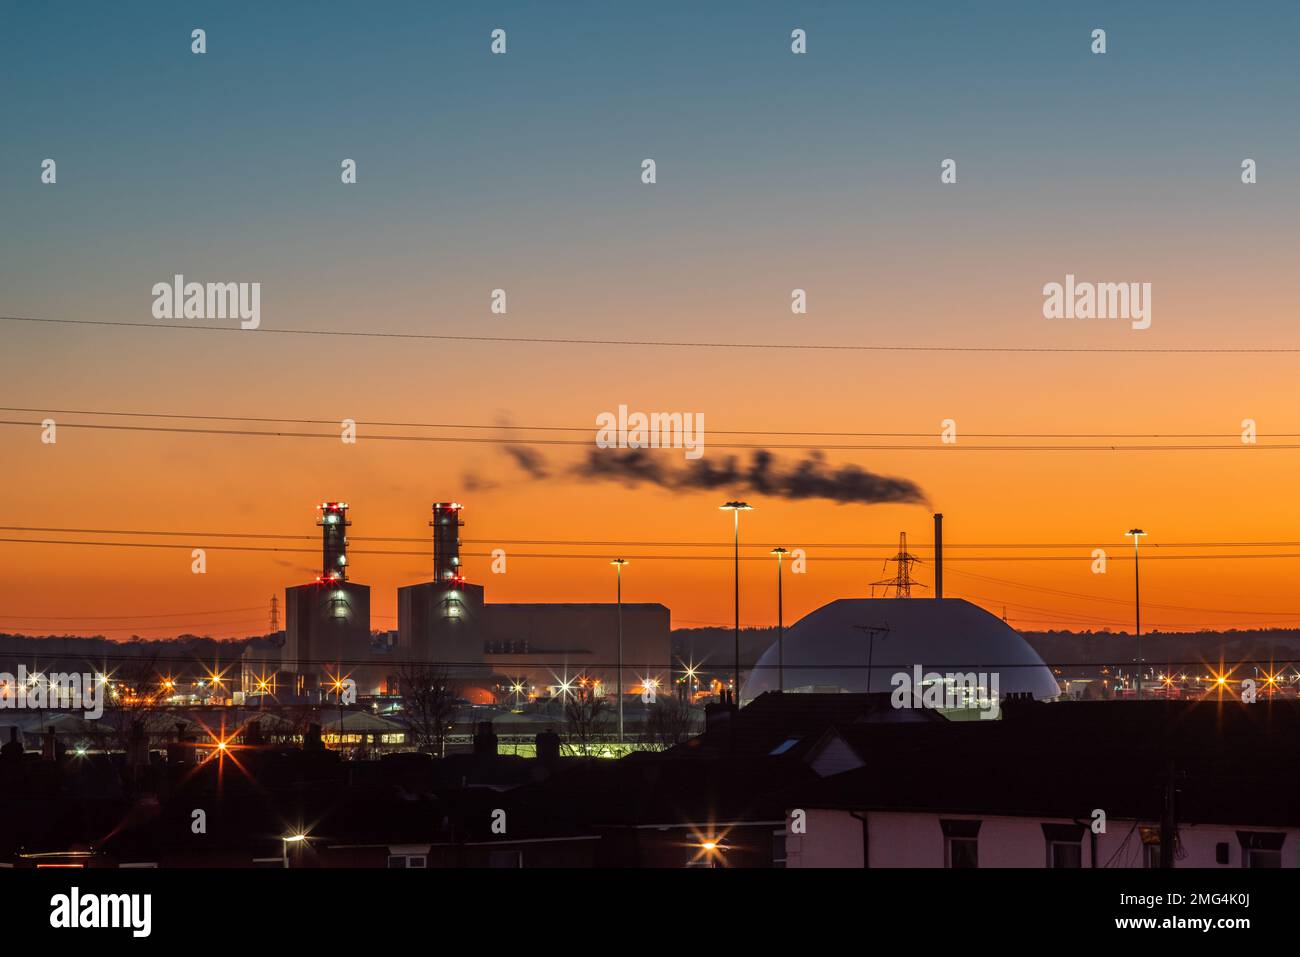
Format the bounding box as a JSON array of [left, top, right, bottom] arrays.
[[98, 653, 169, 754], [273, 703, 322, 748], [395, 662, 460, 757], [642, 694, 698, 751], [562, 681, 610, 757], [89, 653, 177, 791]]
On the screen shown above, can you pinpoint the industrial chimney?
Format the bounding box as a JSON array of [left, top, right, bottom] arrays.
[[430, 502, 464, 585], [933, 512, 943, 600], [317, 502, 350, 582]]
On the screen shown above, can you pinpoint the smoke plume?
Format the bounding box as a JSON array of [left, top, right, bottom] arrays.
[[503, 443, 550, 479], [571, 448, 927, 506]]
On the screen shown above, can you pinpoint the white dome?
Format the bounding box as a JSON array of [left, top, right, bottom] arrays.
[[740, 597, 1060, 706]]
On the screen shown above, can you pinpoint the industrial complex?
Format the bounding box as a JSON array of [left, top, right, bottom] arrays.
[[272, 500, 672, 706]]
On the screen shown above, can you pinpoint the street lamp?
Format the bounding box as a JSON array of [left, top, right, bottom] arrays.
[[771, 547, 789, 693], [282, 832, 308, 868], [719, 502, 753, 703], [1126, 528, 1146, 700], [697, 838, 727, 868], [611, 558, 629, 742]]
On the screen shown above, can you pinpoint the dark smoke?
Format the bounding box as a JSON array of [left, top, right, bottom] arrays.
[[572, 448, 927, 506], [462, 471, 498, 492], [503, 443, 550, 479]]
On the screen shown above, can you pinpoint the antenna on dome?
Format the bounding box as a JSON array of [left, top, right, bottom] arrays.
[[854, 622, 892, 693], [871, 532, 924, 598]]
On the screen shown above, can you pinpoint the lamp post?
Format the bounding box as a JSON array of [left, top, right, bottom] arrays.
[[719, 502, 753, 702], [771, 547, 788, 693], [1126, 528, 1146, 700], [610, 558, 628, 742], [282, 832, 307, 868]]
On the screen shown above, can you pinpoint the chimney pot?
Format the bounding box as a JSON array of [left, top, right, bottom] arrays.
[[934, 513, 944, 600]]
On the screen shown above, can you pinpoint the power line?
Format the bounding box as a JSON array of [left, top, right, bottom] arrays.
[[0, 617, 272, 635], [0, 651, 1297, 671], [8, 315, 1300, 354], [7, 536, 1300, 623], [3, 610, 1289, 638], [943, 566, 1300, 618], [0, 605, 263, 621], [957, 592, 1132, 627], [5, 417, 1296, 451], [5, 532, 1300, 623], [0, 525, 320, 542], [3, 406, 1292, 441], [8, 536, 1300, 562], [8, 524, 1300, 550], [461, 539, 1300, 550]]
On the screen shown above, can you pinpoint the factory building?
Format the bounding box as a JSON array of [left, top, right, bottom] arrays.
[[480, 603, 671, 696], [397, 503, 671, 699], [396, 503, 490, 680], [274, 500, 673, 703], [281, 503, 377, 698]]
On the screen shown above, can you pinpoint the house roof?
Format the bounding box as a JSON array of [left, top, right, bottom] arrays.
[[514, 753, 817, 828], [317, 711, 405, 733], [787, 698, 1300, 827], [672, 691, 942, 761]]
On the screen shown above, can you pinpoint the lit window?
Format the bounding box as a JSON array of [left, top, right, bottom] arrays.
[[1140, 826, 1169, 868]]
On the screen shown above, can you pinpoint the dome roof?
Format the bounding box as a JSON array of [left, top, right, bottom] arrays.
[[740, 597, 1059, 706]]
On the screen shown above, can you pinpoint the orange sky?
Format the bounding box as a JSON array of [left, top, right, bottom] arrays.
[[3, 323, 1299, 638], [4, 2, 1298, 639]]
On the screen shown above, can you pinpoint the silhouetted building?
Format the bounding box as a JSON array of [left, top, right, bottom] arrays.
[[282, 503, 377, 697]]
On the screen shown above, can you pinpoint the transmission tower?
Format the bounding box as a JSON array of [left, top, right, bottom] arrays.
[[871, 532, 923, 598], [269, 595, 280, 632]]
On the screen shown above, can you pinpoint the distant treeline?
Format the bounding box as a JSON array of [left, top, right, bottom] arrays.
[[5, 624, 1300, 675], [671, 625, 1300, 674], [1020, 628, 1300, 667], [0, 632, 269, 671], [672, 626, 776, 672]]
